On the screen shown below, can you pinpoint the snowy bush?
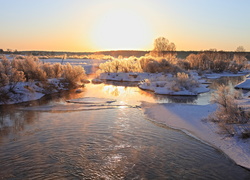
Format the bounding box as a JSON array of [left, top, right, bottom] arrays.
[[0, 58, 26, 90], [185, 51, 247, 73], [62, 63, 86, 86], [0, 56, 87, 104], [139, 72, 203, 95], [12, 56, 47, 81], [42, 63, 56, 78], [176, 60, 191, 70], [1, 56, 86, 89], [52, 63, 64, 78], [99, 58, 142, 73], [211, 85, 249, 124], [174, 72, 199, 90], [98, 56, 185, 75]]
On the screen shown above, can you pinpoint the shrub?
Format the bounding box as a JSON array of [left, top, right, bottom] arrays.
[[99, 58, 142, 73], [140, 72, 200, 93], [138, 56, 183, 74], [176, 60, 191, 70], [62, 63, 86, 86], [211, 85, 248, 124], [12, 56, 47, 81], [0, 58, 26, 90], [173, 72, 199, 91], [8, 69, 26, 91], [0, 73, 9, 87], [98, 56, 185, 75], [42, 63, 55, 78], [185, 51, 248, 73], [1, 56, 87, 89], [53, 63, 64, 78]]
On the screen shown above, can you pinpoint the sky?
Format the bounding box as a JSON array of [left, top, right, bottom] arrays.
[[0, 0, 249, 52]]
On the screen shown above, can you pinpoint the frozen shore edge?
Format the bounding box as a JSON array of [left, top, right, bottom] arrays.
[[141, 101, 250, 170]]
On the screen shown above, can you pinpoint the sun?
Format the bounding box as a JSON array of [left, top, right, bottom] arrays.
[[90, 8, 153, 50]]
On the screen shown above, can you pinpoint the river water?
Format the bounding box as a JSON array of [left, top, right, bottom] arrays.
[[1, 76, 250, 179]]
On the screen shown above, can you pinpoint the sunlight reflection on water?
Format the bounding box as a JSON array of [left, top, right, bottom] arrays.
[[0, 75, 249, 179]]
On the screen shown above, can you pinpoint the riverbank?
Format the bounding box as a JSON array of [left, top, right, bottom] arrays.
[[141, 102, 250, 170], [0, 79, 81, 105]]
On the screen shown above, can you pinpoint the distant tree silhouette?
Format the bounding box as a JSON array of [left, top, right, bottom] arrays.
[[236, 46, 246, 52], [151, 37, 176, 60], [0, 49, 3, 53]]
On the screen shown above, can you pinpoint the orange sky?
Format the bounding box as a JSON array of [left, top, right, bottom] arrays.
[[0, 0, 249, 52]]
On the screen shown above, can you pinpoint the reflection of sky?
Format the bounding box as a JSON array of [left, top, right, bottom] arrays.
[[85, 84, 157, 106]]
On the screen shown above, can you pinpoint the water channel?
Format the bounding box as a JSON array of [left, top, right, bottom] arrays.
[[1, 76, 250, 179]]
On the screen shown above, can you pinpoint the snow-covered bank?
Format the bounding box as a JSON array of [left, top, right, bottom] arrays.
[[99, 72, 163, 82], [97, 72, 210, 96], [204, 71, 250, 79], [0, 79, 70, 105], [141, 102, 250, 169], [235, 76, 250, 90]]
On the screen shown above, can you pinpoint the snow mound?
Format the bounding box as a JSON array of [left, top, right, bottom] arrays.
[[99, 72, 164, 82], [141, 102, 250, 170], [0, 79, 69, 105], [235, 78, 250, 90], [138, 73, 210, 96], [204, 71, 250, 79]]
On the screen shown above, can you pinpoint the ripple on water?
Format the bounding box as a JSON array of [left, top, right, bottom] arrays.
[[1, 99, 250, 179]]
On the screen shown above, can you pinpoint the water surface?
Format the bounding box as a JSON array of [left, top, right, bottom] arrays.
[[0, 76, 250, 179]]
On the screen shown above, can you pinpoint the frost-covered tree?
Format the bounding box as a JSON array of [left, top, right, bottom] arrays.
[[150, 37, 176, 61], [211, 85, 248, 124]]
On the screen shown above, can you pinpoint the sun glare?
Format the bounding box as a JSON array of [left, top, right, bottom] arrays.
[[90, 8, 153, 50]]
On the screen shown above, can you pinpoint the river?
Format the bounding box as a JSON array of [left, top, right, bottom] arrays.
[[1, 76, 250, 179]]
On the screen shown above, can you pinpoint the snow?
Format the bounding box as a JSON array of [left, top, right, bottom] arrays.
[[204, 71, 250, 79], [139, 82, 209, 96], [141, 102, 250, 170], [99, 72, 164, 82], [235, 77, 250, 90], [97, 72, 210, 96], [0, 79, 68, 105], [138, 72, 210, 96]]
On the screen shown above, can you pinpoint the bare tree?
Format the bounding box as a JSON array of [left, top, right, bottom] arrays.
[[234, 46, 247, 65], [151, 37, 176, 58], [236, 46, 246, 52]]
